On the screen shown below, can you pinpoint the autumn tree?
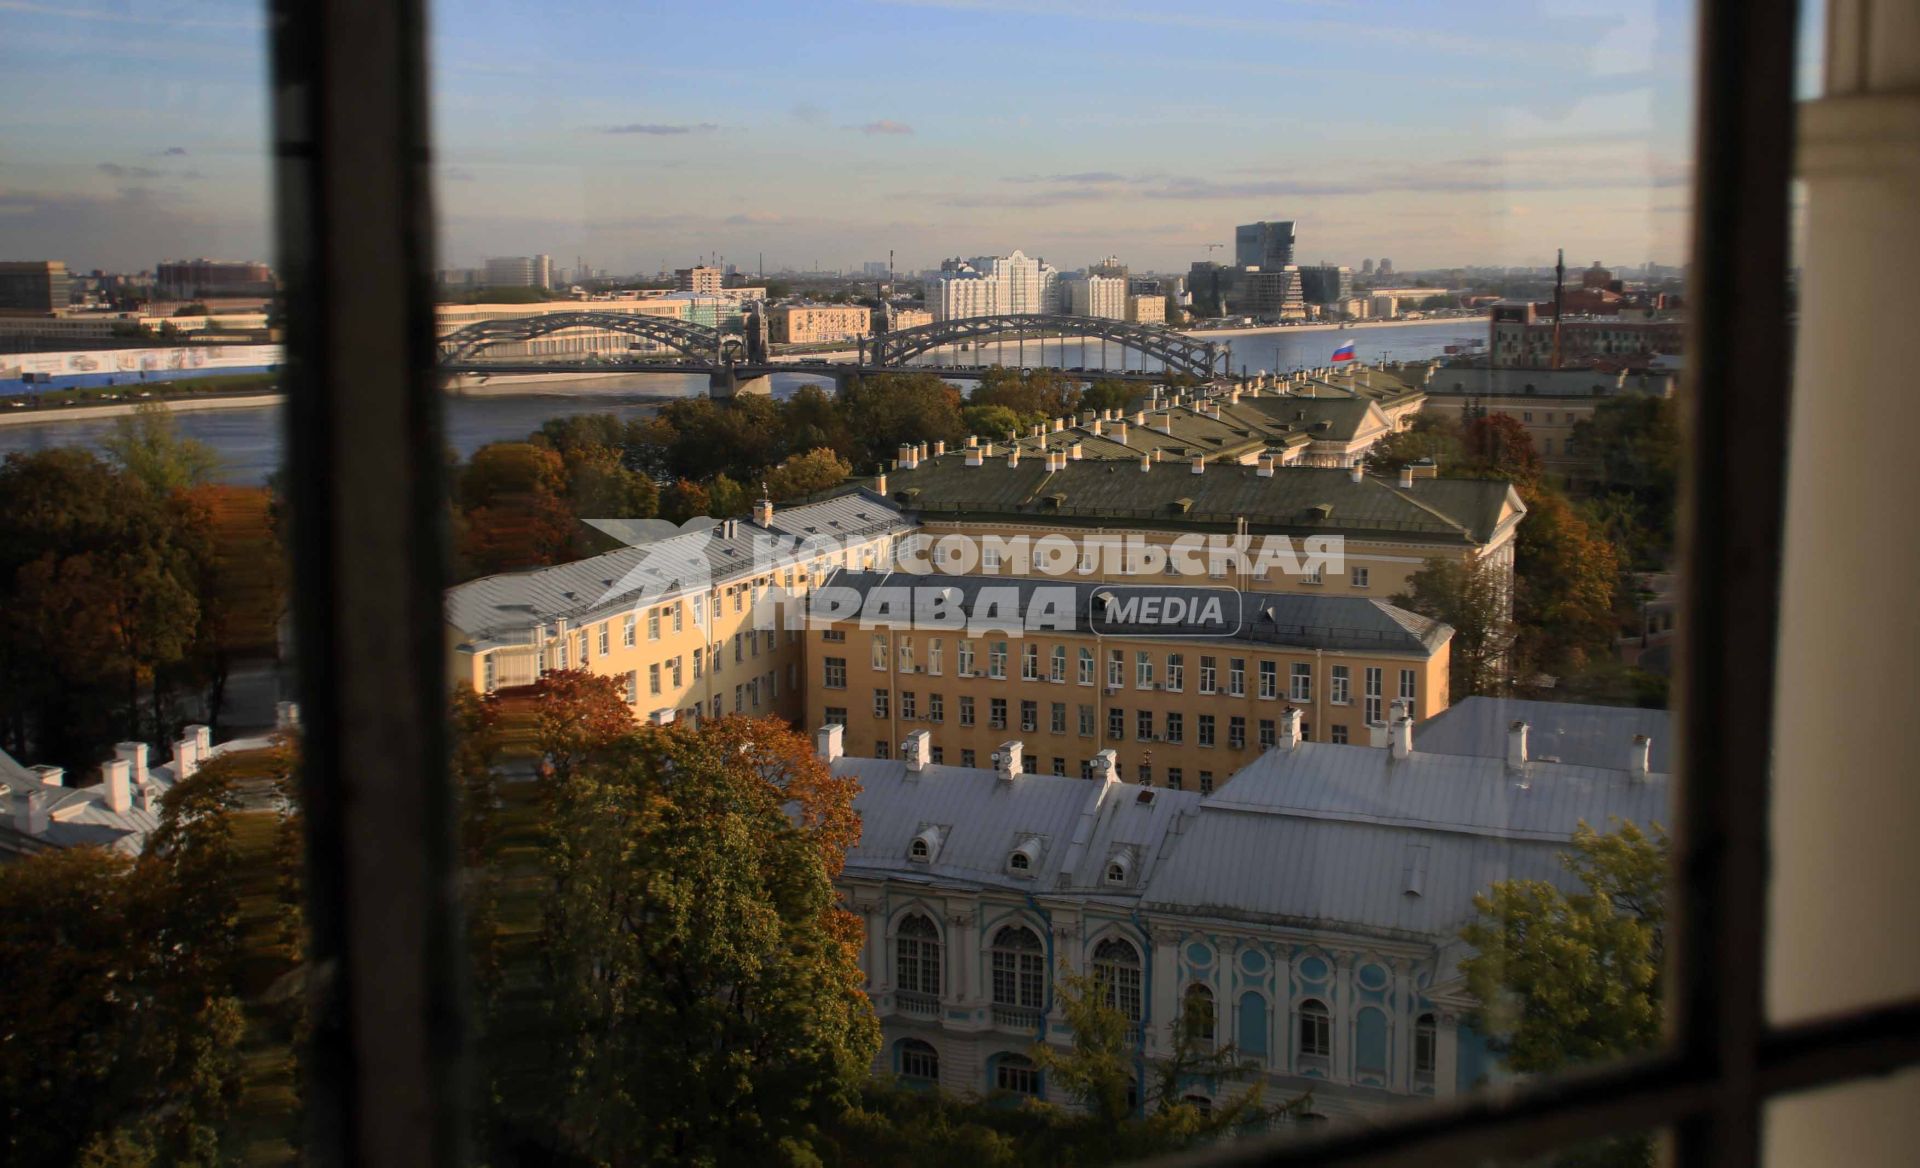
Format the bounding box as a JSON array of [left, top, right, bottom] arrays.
[[1080, 379, 1136, 415], [1462, 412, 1543, 485], [659, 477, 713, 524], [1395, 556, 1517, 696], [1511, 484, 1622, 681], [1366, 411, 1465, 474], [970, 366, 1079, 421], [527, 716, 877, 1163], [763, 446, 853, 501], [838, 372, 966, 467], [456, 442, 576, 576]]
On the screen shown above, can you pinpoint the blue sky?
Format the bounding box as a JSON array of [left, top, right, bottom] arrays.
[[0, 0, 1757, 275]]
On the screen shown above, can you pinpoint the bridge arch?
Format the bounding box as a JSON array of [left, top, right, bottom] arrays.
[[865, 314, 1223, 379], [438, 311, 725, 365]]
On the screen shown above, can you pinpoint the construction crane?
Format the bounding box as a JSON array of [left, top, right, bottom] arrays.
[[1204, 243, 1225, 255]]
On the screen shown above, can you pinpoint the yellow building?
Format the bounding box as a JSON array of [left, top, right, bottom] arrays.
[[444, 496, 913, 721], [1125, 293, 1166, 324], [803, 571, 1452, 794], [770, 304, 873, 344]]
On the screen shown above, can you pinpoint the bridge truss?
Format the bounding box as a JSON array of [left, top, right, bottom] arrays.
[[863, 314, 1224, 378], [438, 311, 731, 366]]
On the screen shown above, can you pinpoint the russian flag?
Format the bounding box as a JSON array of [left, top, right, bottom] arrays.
[[1331, 339, 1357, 362]]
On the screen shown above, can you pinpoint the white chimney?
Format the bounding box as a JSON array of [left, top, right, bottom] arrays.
[[1091, 418, 1104, 436], [967, 434, 979, 448], [1191, 455, 1205, 475], [191, 724, 212, 757], [1257, 453, 1276, 478], [276, 701, 300, 731], [1281, 707, 1303, 748], [965, 448, 983, 467], [1158, 414, 1174, 435], [992, 740, 1025, 780], [12, 789, 51, 836], [1507, 720, 1530, 769], [934, 439, 946, 456], [815, 722, 844, 762], [897, 442, 917, 470], [1113, 421, 1128, 446], [173, 733, 199, 780], [1069, 441, 1084, 461], [1349, 464, 1364, 484], [1053, 417, 1066, 432], [1229, 387, 1242, 404], [982, 441, 994, 458], [137, 782, 158, 813], [902, 729, 931, 773], [1092, 748, 1119, 783], [115, 741, 150, 787], [1390, 715, 1414, 760], [1367, 721, 1390, 749], [1399, 465, 1415, 488], [1629, 734, 1652, 779], [101, 758, 132, 814], [1007, 445, 1020, 467], [875, 470, 888, 494], [31, 764, 64, 787], [752, 491, 774, 528], [1139, 453, 1151, 473]]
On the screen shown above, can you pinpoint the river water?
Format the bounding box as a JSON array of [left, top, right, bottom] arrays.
[[0, 319, 1483, 485]]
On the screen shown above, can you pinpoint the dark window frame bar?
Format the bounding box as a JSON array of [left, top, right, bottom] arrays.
[[265, 0, 1919, 1165]]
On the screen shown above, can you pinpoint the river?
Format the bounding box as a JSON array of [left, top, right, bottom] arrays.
[[0, 319, 1482, 485]]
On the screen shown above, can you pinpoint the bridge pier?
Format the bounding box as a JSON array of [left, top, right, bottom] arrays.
[[709, 368, 772, 399]]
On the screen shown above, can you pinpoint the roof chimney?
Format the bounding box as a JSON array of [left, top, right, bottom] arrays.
[[1091, 418, 1104, 436], [1349, 464, 1364, 483], [752, 487, 774, 528], [173, 732, 199, 780], [1092, 748, 1119, 783], [1367, 721, 1390, 749], [1257, 453, 1276, 478], [1281, 707, 1303, 748], [101, 758, 132, 814], [11, 789, 51, 836], [967, 434, 979, 448], [934, 439, 946, 456], [1139, 453, 1151, 473], [965, 447, 983, 467], [902, 729, 931, 773], [1629, 734, 1652, 779], [897, 442, 918, 470], [1053, 417, 1066, 432], [815, 722, 844, 762], [276, 701, 300, 731], [1069, 441, 1084, 461], [1398, 465, 1415, 488], [1390, 713, 1414, 760], [1507, 720, 1530, 769], [192, 725, 212, 757], [1113, 421, 1128, 446], [31, 764, 64, 787], [875, 470, 888, 494], [115, 741, 150, 787], [1191, 455, 1206, 475], [1007, 445, 1020, 467], [992, 740, 1025, 781]]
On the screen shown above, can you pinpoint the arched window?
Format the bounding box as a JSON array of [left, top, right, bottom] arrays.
[[994, 1052, 1040, 1096], [1182, 983, 1216, 1044], [909, 837, 930, 861], [1183, 1094, 1214, 1117], [1298, 998, 1331, 1066], [1355, 1006, 1389, 1076], [1093, 937, 1143, 1021], [898, 1038, 939, 1084], [990, 925, 1046, 1009], [1009, 849, 1029, 870], [895, 913, 942, 997], [1414, 1013, 1438, 1084]]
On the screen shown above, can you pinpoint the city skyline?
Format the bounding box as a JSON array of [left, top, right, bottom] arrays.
[[3, 0, 1710, 273]]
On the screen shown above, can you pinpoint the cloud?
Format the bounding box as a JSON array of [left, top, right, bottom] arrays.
[[601, 122, 719, 135], [98, 163, 163, 179], [790, 101, 827, 123], [161, 146, 189, 157], [852, 120, 914, 136]]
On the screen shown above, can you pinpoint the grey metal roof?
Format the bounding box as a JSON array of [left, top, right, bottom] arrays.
[[1, 746, 175, 856], [878, 456, 1520, 546], [445, 493, 912, 642], [1414, 696, 1674, 773], [1422, 366, 1676, 399], [836, 733, 1670, 945], [813, 570, 1453, 655]]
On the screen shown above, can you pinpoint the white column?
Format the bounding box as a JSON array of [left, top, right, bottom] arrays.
[[947, 905, 977, 1006], [1148, 925, 1177, 1057], [1435, 1011, 1461, 1097]]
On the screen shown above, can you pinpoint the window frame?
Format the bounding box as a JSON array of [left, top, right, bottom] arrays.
[[276, 2, 1919, 1163]]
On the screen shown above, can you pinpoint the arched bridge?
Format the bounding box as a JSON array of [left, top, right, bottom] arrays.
[[439, 310, 742, 365], [862, 314, 1224, 379]]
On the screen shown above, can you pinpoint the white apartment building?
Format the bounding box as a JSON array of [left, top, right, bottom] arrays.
[[1067, 275, 1127, 320], [927, 250, 1060, 321]]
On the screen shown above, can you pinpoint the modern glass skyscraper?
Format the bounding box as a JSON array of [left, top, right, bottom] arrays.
[[1234, 220, 1297, 269]]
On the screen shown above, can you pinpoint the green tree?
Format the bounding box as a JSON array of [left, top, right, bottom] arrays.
[[1366, 412, 1465, 474], [961, 403, 1025, 440], [1394, 556, 1516, 697], [763, 446, 852, 501], [103, 402, 222, 494], [532, 716, 877, 1164], [1512, 484, 1621, 682], [837, 372, 966, 467], [1080, 380, 1135, 415], [970, 367, 1078, 420], [707, 473, 750, 518]]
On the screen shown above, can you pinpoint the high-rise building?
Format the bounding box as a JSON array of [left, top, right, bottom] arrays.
[[674, 265, 725, 295], [1087, 255, 1128, 280], [484, 255, 552, 289], [1066, 275, 1127, 320], [863, 261, 890, 278], [155, 258, 274, 299], [1234, 220, 1297, 269], [0, 261, 73, 314], [925, 250, 1059, 321], [1299, 264, 1355, 305]]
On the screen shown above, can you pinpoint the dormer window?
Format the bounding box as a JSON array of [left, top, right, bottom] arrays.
[[1010, 851, 1029, 870], [1007, 837, 1042, 876], [909, 825, 946, 865], [910, 838, 931, 862], [1105, 852, 1134, 887]]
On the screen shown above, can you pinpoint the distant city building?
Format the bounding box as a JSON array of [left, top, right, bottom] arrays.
[[1377, 257, 1395, 277], [1419, 363, 1677, 490], [770, 304, 873, 344], [0, 261, 72, 314], [1124, 293, 1165, 324], [1066, 274, 1127, 320], [673, 265, 725, 295], [863, 261, 891, 278], [1360, 258, 1376, 276], [1087, 255, 1129, 280], [889, 307, 933, 331], [1580, 260, 1614, 290], [1299, 264, 1355, 305], [484, 255, 553, 289], [1488, 301, 1685, 369], [925, 250, 1060, 321], [1235, 220, 1297, 268], [155, 258, 274, 300]]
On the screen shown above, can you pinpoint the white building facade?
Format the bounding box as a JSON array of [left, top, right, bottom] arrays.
[[827, 709, 1668, 1128], [927, 250, 1060, 321], [1067, 275, 1128, 320]]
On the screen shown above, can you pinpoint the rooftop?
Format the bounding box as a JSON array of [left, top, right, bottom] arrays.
[[1414, 696, 1674, 773]]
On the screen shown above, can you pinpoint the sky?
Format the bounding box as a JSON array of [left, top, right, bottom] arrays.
[[0, 0, 1778, 277]]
